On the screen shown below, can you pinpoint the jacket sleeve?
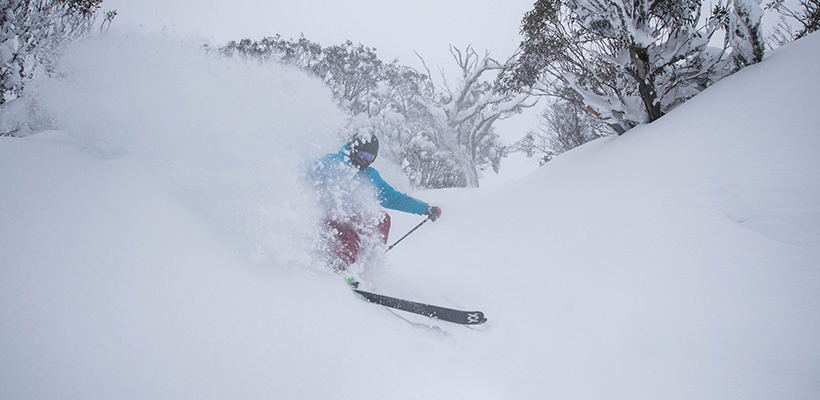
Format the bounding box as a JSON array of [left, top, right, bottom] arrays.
[[366, 168, 429, 215]]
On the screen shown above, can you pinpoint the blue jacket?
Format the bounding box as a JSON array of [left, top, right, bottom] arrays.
[[309, 145, 428, 216]]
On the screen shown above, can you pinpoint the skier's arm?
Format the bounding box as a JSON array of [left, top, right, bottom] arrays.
[[366, 169, 428, 215]]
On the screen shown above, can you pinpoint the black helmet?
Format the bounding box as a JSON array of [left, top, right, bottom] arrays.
[[348, 130, 379, 170]]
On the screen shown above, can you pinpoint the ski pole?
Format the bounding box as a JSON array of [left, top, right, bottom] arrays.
[[386, 217, 429, 252]]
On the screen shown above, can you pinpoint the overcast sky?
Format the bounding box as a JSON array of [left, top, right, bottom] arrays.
[[103, 0, 536, 74]]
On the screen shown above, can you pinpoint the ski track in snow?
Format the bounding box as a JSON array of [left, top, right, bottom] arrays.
[[1, 31, 819, 400]]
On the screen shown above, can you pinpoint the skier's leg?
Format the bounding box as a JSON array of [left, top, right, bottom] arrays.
[[377, 212, 391, 245], [324, 220, 360, 270]]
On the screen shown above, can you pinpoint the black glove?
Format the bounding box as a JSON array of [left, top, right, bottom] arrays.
[[425, 205, 442, 222]]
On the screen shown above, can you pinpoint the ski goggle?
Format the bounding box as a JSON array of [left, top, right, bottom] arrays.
[[357, 150, 376, 163]]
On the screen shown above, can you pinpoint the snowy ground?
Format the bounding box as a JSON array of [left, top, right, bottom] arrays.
[[1, 32, 819, 399]]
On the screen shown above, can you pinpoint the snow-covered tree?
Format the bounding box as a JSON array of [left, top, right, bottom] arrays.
[[731, 0, 765, 68], [524, 99, 612, 164], [765, 0, 820, 44], [510, 91, 612, 166], [221, 37, 384, 116], [0, 0, 112, 104], [713, 0, 765, 69], [420, 46, 535, 187], [501, 0, 734, 134]]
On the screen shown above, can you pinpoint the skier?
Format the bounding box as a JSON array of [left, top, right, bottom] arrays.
[[309, 129, 442, 275]]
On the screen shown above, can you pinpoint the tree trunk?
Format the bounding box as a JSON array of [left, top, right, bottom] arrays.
[[630, 46, 663, 123]]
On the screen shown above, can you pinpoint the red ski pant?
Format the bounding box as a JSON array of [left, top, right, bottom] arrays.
[[324, 213, 390, 270]]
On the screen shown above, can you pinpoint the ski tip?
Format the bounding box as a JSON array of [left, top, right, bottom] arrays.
[[465, 312, 487, 325]]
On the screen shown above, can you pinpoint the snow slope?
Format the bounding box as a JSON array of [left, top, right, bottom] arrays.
[[1, 31, 819, 399]]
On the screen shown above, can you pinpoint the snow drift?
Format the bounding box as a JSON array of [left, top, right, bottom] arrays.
[[1, 30, 818, 399]]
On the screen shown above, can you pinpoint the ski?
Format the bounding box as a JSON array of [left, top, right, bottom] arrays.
[[353, 289, 487, 325]]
